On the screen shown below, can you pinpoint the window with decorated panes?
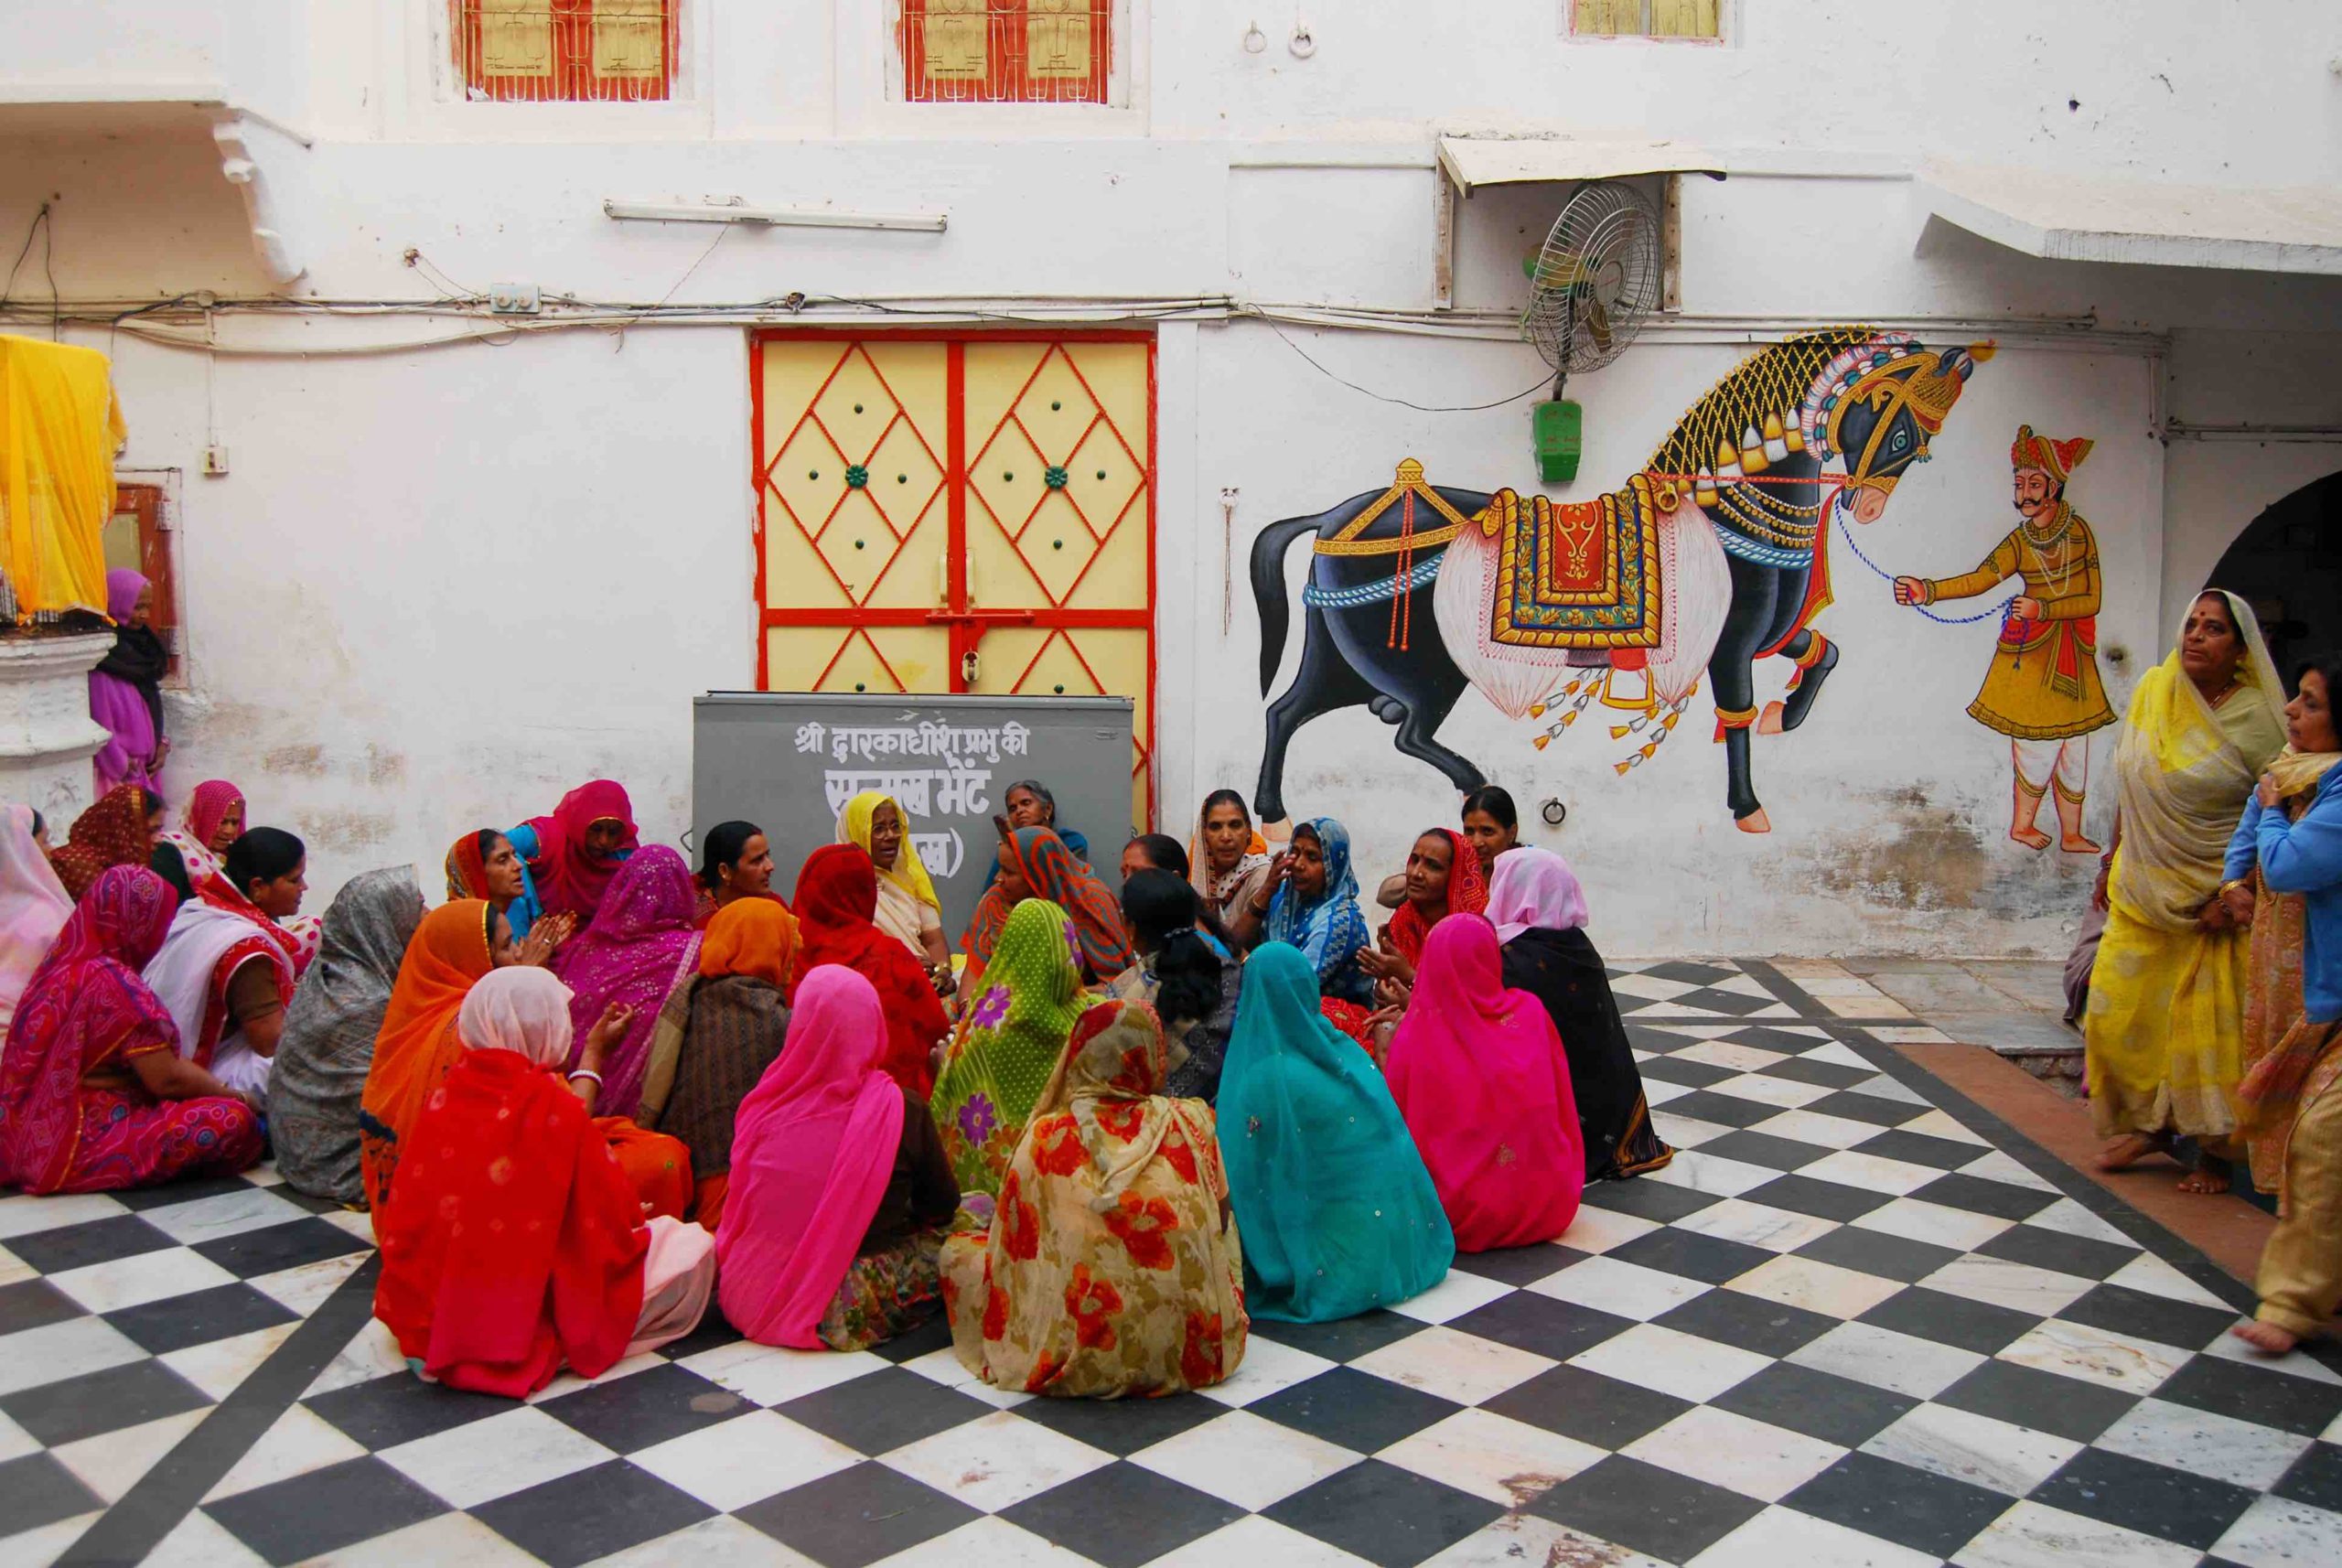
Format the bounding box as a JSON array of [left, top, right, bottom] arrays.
[[1571, 1, 1721, 39], [899, 1, 1112, 104], [451, 0, 677, 102]]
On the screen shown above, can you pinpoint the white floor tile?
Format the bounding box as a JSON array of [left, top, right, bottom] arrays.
[[1639, 1077, 1695, 1106], [880, 1409, 1114, 1512], [50, 1406, 209, 1503], [1726, 1255, 1906, 1319], [1898, 1109, 1992, 1146], [0, 1245, 34, 1289], [1846, 1074, 1932, 1108], [1645, 1149, 1778, 1199], [1689, 1503, 1939, 1568], [1674, 1198, 1838, 1254], [1195, 1335, 1337, 1407], [1868, 1026, 1956, 1045], [1745, 1110, 1887, 1150], [2194, 1326, 2342, 1382], [1386, 1268, 1513, 1325], [302, 1511, 546, 1568], [138, 1187, 315, 1246], [301, 1318, 408, 1398], [1918, 1257, 2095, 1319], [1568, 1322, 1770, 1403], [1375, 1408, 1606, 1508], [1953, 1498, 2200, 1568], [676, 1340, 890, 1407], [145, 1507, 269, 1567], [1648, 1114, 1735, 1150], [1821, 994, 1912, 1018], [2208, 1492, 2342, 1568], [247, 1251, 371, 1316], [1624, 1405, 1844, 1500], [1862, 1402, 2081, 1495], [0, 1512, 105, 1568], [1528, 1255, 1710, 1321], [1423, 1513, 1671, 1568], [1148, 1514, 1375, 1568], [1611, 974, 1699, 1002], [521, 1351, 666, 1405], [2004, 1197, 2130, 1247], [48, 1247, 238, 1314], [1955, 1150, 2057, 1190], [205, 1403, 371, 1502], [2100, 1251, 2233, 1309], [1994, 1319, 2191, 1397], [2096, 1397, 2313, 1490], [589, 1512, 822, 1567], [1554, 1206, 1660, 1254], [1670, 1040, 1792, 1074], [1702, 1074, 1834, 1111], [0, 1191, 126, 1240], [162, 1324, 300, 1402], [0, 1314, 146, 1396], [1850, 1197, 2014, 1252], [1796, 1150, 1943, 1196], [1351, 1325, 1555, 1404], [377, 1404, 616, 1509], [0, 1408, 38, 1463], [1802, 1042, 1877, 1071], [893, 1346, 1034, 1410], [1129, 1407, 1361, 1510], [1788, 1322, 1985, 1399], [627, 1409, 860, 1512]]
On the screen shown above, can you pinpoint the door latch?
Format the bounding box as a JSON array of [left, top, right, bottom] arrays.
[[961, 650, 980, 685]]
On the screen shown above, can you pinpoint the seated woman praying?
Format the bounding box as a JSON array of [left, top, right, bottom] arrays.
[[716, 966, 961, 1352], [269, 869, 426, 1204], [934, 899, 1090, 1196], [942, 998, 1247, 1396], [836, 792, 954, 983], [1233, 818, 1373, 1005], [508, 779, 639, 936], [692, 820, 780, 930], [49, 784, 161, 902], [1217, 942, 1453, 1321], [0, 867, 263, 1194], [1386, 916, 1584, 1251], [372, 967, 715, 1397], [1188, 789, 1273, 933], [1105, 870, 1241, 1103], [639, 898, 799, 1229], [446, 828, 574, 959], [962, 823, 1132, 993], [553, 846, 701, 1121], [792, 844, 951, 1097], [142, 828, 311, 1099], [1488, 848, 1673, 1180]]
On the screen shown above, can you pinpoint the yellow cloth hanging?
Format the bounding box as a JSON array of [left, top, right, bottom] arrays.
[[1, 335, 125, 620]]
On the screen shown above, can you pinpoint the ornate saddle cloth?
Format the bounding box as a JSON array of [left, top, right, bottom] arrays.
[[1481, 474, 1661, 650]]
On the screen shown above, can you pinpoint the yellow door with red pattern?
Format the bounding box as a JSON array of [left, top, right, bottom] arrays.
[[753, 331, 1155, 826]]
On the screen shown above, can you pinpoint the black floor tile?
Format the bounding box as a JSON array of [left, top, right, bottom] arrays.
[[111, 1174, 263, 1212], [1977, 1224, 2138, 1282], [1908, 1172, 2059, 1221], [536, 1362, 748, 1453], [1655, 1288, 1838, 1359], [2055, 1283, 2238, 1352], [861, 1311, 952, 1364], [1577, 1178, 1721, 1223], [0, 1279, 83, 1337], [1000, 1460, 1242, 1568], [1451, 1242, 1584, 1287], [1446, 1293, 1633, 1364], [1695, 1130, 1835, 1173], [305, 1370, 514, 1450], [1792, 1225, 1963, 1283], [2029, 1446, 2257, 1551], [1711, 1362, 1918, 1448], [1249, 1367, 1457, 1453], [1727, 1026, 1838, 1055], [1934, 1359, 2140, 1444], [206, 1455, 448, 1565], [1642, 961, 1740, 986], [0, 1451, 102, 1536], [470, 1459, 715, 1568], [1858, 1286, 2037, 1356], [1803, 1090, 1927, 1129], [0, 1357, 210, 1446], [653, 1302, 742, 1362], [779, 1366, 992, 1455], [739, 1461, 980, 1568], [1264, 1458, 1502, 1567], [1758, 1057, 1880, 1090], [190, 1216, 370, 1278], [1739, 1173, 1896, 1223], [1784, 1450, 2008, 1557], [1009, 1386, 1224, 1456], [1248, 1308, 1426, 1364], [4, 1215, 175, 1275], [2275, 1440, 2342, 1511], [1644, 1090, 1782, 1130], [1637, 1056, 1739, 1090], [1662, 987, 1779, 1017], [2153, 1355, 2342, 1438], [103, 1282, 297, 1355], [1482, 1364, 1692, 1449], [1605, 1226, 1775, 1285], [1855, 1129, 1988, 1171], [1527, 1454, 1765, 1563]]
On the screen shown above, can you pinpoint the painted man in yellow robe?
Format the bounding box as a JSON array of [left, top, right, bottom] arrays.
[[1895, 425, 2116, 852]]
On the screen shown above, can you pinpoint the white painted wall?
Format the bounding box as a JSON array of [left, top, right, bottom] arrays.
[[4, 0, 2340, 955]]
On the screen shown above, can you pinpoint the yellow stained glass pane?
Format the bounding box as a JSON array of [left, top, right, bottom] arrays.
[[102, 511, 141, 575], [592, 0, 665, 77], [923, 0, 988, 80], [478, 0, 553, 76], [1026, 0, 1091, 80], [1649, 0, 1719, 38], [1572, 0, 1644, 36]]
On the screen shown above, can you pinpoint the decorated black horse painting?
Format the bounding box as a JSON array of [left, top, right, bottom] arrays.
[[1252, 328, 1991, 832]]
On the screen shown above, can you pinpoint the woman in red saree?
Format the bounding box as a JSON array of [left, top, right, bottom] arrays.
[[373, 966, 714, 1398], [960, 825, 1132, 993], [792, 845, 949, 1098], [0, 866, 261, 1194], [1379, 828, 1488, 974]]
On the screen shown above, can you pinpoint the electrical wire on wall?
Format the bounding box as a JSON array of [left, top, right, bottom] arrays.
[[0, 202, 60, 339]]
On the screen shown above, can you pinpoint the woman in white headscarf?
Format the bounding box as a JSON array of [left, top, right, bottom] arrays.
[[0, 804, 73, 1045]]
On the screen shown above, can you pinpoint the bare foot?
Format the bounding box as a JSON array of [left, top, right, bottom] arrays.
[[1757, 702, 1786, 736], [2097, 1133, 2158, 1172], [2060, 834, 2103, 854], [2010, 825, 2053, 850], [2176, 1165, 2229, 1195], [1736, 808, 1772, 835], [2230, 1319, 2299, 1356]]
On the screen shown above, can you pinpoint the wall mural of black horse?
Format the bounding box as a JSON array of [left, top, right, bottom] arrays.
[[1252, 328, 1992, 832]]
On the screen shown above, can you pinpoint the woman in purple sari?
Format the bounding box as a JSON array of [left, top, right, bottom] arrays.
[[555, 846, 703, 1120], [90, 570, 169, 796]]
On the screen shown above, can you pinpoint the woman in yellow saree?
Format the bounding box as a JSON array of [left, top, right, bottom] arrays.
[[2087, 589, 2287, 1190]]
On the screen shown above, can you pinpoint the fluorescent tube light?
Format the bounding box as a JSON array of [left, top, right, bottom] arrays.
[[602, 199, 947, 232]]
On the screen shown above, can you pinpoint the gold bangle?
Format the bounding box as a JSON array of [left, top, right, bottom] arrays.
[[2218, 878, 2251, 897]]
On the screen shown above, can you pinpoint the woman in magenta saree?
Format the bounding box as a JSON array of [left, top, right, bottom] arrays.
[[555, 846, 702, 1120]]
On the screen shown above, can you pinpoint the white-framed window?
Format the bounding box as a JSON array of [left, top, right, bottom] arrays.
[[447, 0, 681, 102], [889, 0, 1132, 107]]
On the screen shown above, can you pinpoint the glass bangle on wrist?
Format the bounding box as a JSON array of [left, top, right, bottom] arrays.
[[567, 1069, 603, 1088]]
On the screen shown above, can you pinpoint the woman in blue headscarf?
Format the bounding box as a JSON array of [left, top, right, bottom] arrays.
[[1240, 818, 1372, 1004], [1216, 942, 1452, 1322]]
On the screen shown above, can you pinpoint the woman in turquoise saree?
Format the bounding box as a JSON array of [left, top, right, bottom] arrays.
[[1216, 941, 1453, 1321]]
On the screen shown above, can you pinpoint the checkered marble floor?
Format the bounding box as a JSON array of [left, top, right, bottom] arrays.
[[6, 960, 2342, 1567]]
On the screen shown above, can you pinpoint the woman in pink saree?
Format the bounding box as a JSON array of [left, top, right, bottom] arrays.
[[554, 845, 701, 1120], [1384, 914, 1585, 1251]]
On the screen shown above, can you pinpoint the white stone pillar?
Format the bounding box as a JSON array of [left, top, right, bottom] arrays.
[[0, 631, 113, 826]]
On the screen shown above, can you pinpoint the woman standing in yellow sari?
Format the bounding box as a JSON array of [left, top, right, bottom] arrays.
[[2088, 589, 2287, 1190]]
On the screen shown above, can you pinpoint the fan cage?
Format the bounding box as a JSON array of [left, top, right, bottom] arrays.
[[1520, 182, 1663, 375]]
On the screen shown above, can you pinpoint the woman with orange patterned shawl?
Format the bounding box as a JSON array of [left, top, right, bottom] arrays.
[[942, 998, 1246, 1397], [960, 824, 1131, 993]]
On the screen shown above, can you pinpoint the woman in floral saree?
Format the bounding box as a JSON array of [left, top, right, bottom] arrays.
[[932, 899, 1089, 1197], [942, 999, 1247, 1397]]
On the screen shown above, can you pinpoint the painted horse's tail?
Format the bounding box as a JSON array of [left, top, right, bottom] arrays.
[[1251, 512, 1326, 696]]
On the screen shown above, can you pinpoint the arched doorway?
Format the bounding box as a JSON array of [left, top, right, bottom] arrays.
[[2208, 469, 2342, 672]]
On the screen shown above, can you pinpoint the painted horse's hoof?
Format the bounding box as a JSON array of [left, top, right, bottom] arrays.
[[1261, 817, 1295, 844], [1736, 809, 1772, 834], [1758, 702, 1787, 736]]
